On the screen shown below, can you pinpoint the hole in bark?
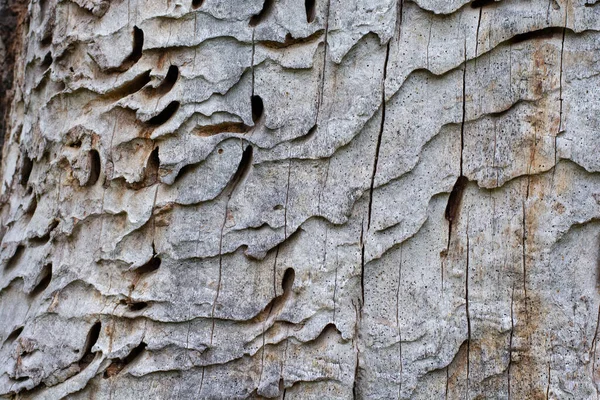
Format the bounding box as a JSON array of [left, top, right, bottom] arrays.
[[192, 0, 203, 8], [26, 196, 37, 217], [104, 342, 147, 378], [194, 122, 249, 137], [155, 65, 179, 95], [20, 154, 33, 186], [40, 33, 52, 47], [273, 204, 283, 210], [147, 101, 179, 125], [85, 149, 101, 186], [251, 95, 264, 124], [78, 321, 101, 371], [126, 26, 144, 67], [281, 268, 295, 292], [41, 52, 52, 70], [31, 263, 52, 296], [5, 245, 25, 272], [128, 302, 148, 311], [218, 148, 223, 154], [507, 27, 564, 45], [6, 326, 24, 343], [144, 147, 160, 184], [30, 219, 59, 245], [249, 0, 274, 27], [471, 0, 497, 7], [227, 144, 253, 194], [173, 162, 195, 183], [445, 176, 468, 222], [305, 0, 316, 23], [133, 256, 160, 275], [106, 70, 151, 100]]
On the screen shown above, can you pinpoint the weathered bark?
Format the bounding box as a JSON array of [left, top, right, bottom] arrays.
[[1, 0, 600, 398]]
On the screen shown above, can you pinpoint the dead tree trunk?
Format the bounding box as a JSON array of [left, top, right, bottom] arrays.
[[1, 0, 600, 398]]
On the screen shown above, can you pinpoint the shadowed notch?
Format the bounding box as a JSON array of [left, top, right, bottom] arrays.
[[78, 321, 101, 371], [249, 0, 274, 27], [30, 263, 52, 296], [147, 101, 179, 125], [85, 149, 101, 186], [305, 0, 316, 23], [471, 0, 497, 7], [445, 176, 468, 222], [104, 342, 147, 378], [251, 95, 264, 124], [154, 65, 179, 95]]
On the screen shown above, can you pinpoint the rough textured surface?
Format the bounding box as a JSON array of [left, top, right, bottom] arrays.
[[1, 0, 600, 398]]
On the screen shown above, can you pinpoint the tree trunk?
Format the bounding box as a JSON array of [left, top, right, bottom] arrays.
[[1, 0, 600, 398]]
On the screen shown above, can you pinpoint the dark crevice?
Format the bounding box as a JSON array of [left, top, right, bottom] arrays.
[[281, 267, 295, 292], [366, 41, 391, 230], [78, 321, 101, 371], [129, 147, 160, 189], [30, 219, 58, 245], [5, 245, 24, 272], [104, 70, 151, 101], [30, 263, 52, 296], [191, 0, 203, 9], [193, 122, 249, 137], [305, 0, 316, 23], [104, 342, 147, 378], [133, 256, 160, 275], [251, 95, 264, 124], [106, 26, 144, 73], [20, 153, 33, 186], [445, 176, 468, 223], [507, 27, 564, 45], [251, 267, 295, 324], [359, 223, 365, 305], [5, 326, 23, 344], [85, 149, 101, 186], [0, 0, 28, 160], [471, 0, 498, 7], [173, 162, 196, 183], [260, 30, 324, 49], [124, 26, 143, 71], [249, 0, 275, 27], [26, 196, 37, 217], [128, 301, 148, 311], [465, 232, 471, 395], [147, 101, 179, 125], [154, 65, 179, 95], [41, 52, 52, 70], [225, 144, 253, 196]]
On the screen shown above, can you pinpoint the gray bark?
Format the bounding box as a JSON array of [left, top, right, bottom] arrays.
[[1, 0, 600, 398]]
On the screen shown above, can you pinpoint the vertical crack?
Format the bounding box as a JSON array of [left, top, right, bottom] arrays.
[[396, 244, 403, 399], [460, 38, 467, 177], [315, 0, 331, 122], [546, 362, 551, 399], [474, 7, 483, 61], [465, 224, 471, 396], [333, 252, 338, 322], [251, 29, 256, 96], [367, 41, 391, 230], [360, 220, 365, 306], [508, 284, 515, 399], [554, 7, 567, 167], [590, 304, 600, 372], [521, 198, 528, 309], [283, 157, 292, 239]]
